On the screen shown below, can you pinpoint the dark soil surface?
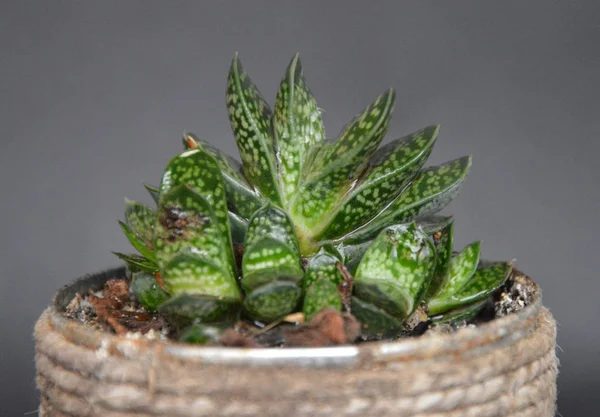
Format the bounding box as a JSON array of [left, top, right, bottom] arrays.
[[63, 270, 536, 347]]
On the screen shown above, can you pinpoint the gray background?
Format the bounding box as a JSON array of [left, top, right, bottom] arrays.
[[1, 1, 599, 415]]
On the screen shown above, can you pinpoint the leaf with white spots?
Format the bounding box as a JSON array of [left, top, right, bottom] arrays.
[[130, 271, 169, 311], [290, 89, 396, 237], [427, 260, 512, 316], [241, 206, 304, 322], [226, 54, 282, 206], [158, 292, 241, 329], [433, 241, 481, 300], [352, 224, 436, 336], [158, 149, 235, 276], [153, 185, 234, 280], [162, 252, 241, 300], [274, 54, 326, 205], [341, 156, 472, 243], [302, 247, 344, 320], [124, 199, 155, 248], [426, 221, 454, 298], [319, 125, 439, 240], [183, 132, 265, 219]]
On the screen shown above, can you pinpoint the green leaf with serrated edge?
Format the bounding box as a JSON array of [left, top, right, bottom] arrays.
[[162, 252, 241, 300], [303, 278, 343, 322], [226, 54, 282, 206], [340, 156, 471, 244], [124, 199, 155, 247], [353, 224, 436, 320], [290, 89, 396, 243], [153, 185, 231, 276], [118, 221, 156, 262], [429, 298, 488, 325], [183, 132, 265, 220], [143, 183, 160, 205], [243, 281, 302, 323], [425, 221, 454, 298], [112, 252, 158, 273], [320, 125, 438, 241], [274, 54, 325, 205], [432, 241, 481, 300], [427, 261, 513, 316], [158, 149, 235, 277], [130, 271, 169, 311]]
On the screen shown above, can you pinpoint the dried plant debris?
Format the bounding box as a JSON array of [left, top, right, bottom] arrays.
[[64, 279, 170, 339]]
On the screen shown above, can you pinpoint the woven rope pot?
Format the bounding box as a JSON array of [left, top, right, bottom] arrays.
[[35, 267, 557, 417]]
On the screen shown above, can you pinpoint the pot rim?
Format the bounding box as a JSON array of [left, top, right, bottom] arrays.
[[46, 266, 542, 368]]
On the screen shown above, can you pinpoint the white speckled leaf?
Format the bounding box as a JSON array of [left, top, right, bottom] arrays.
[[302, 246, 345, 320], [274, 54, 326, 205], [354, 223, 436, 319], [183, 132, 265, 220], [226, 54, 282, 206], [341, 156, 471, 243], [124, 199, 155, 248], [319, 125, 439, 240], [426, 221, 454, 298], [159, 148, 235, 276], [290, 89, 396, 236]]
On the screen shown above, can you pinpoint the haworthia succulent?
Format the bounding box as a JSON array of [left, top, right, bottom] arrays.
[[153, 185, 230, 274], [427, 261, 512, 316], [118, 221, 156, 262], [158, 293, 241, 330], [183, 132, 265, 220], [352, 224, 436, 336], [241, 206, 303, 322], [112, 252, 158, 273], [302, 247, 345, 320], [158, 149, 235, 277], [273, 54, 326, 205], [290, 89, 396, 242], [429, 298, 489, 324], [226, 54, 282, 206], [124, 199, 155, 248], [426, 221, 454, 298], [319, 125, 439, 240], [341, 156, 472, 244]]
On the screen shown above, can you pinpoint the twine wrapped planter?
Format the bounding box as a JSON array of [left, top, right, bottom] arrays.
[[35, 267, 557, 417]]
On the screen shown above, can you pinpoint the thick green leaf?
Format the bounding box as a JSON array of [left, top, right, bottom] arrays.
[[302, 247, 344, 320], [341, 156, 471, 243], [226, 54, 282, 206], [428, 261, 512, 315], [320, 125, 439, 240], [158, 293, 241, 330], [274, 54, 326, 205], [183, 132, 265, 220], [228, 211, 248, 245], [130, 271, 169, 311], [158, 149, 235, 276], [143, 183, 160, 205], [429, 298, 488, 324], [350, 296, 403, 338], [162, 252, 241, 300], [118, 221, 156, 262], [241, 206, 304, 322], [290, 89, 396, 244], [112, 252, 158, 273], [124, 199, 155, 247], [179, 324, 223, 344], [353, 224, 436, 321], [434, 241, 481, 299], [426, 221, 454, 298], [417, 215, 455, 235], [153, 185, 232, 276]]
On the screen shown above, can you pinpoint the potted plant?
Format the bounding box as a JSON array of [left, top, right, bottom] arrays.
[[34, 53, 557, 417]]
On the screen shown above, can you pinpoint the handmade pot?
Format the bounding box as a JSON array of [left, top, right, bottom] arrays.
[[35, 267, 557, 417]]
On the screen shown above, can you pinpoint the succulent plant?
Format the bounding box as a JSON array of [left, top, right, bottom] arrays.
[[114, 53, 512, 340]]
